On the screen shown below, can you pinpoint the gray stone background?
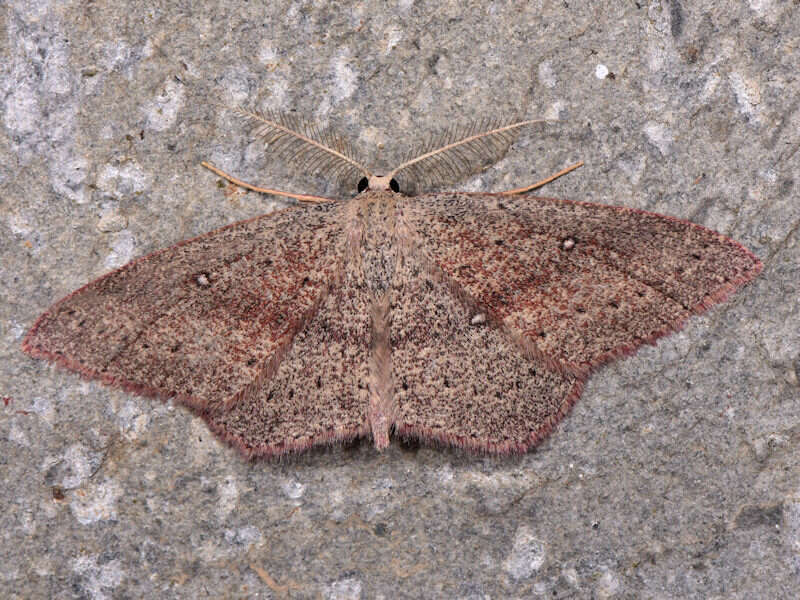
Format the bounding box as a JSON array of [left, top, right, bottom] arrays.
[[1, 1, 798, 598]]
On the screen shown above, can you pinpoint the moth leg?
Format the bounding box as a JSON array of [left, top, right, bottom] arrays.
[[498, 161, 583, 195], [201, 161, 336, 204]]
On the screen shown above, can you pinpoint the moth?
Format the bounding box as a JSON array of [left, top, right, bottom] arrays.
[[23, 109, 762, 457]]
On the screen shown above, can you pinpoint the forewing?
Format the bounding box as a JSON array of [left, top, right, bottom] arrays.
[[390, 241, 583, 453], [401, 193, 762, 374], [23, 202, 349, 412]]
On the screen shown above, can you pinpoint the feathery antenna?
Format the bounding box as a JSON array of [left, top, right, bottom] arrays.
[[234, 107, 371, 189], [388, 118, 548, 193]]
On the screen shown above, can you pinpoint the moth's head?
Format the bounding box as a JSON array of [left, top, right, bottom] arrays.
[[358, 175, 400, 194]]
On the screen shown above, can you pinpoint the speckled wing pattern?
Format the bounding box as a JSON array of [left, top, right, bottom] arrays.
[[203, 214, 376, 456], [23, 202, 352, 419], [390, 237, 583, 453], [387, 191, 761, 452], [24, 188, 762, 457], [400, 193, 763, 376]]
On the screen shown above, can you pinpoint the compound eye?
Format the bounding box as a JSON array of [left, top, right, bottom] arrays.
[[389, 178, 399, 193], [357, 177, 368, 193]]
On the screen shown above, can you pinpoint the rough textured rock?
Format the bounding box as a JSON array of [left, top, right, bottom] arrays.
[[1, 1, 797, 598]]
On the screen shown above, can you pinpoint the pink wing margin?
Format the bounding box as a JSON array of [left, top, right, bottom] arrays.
[[22, 202, 376, 458], [387, 192, 761, 453], [402, 192, 763, 378]]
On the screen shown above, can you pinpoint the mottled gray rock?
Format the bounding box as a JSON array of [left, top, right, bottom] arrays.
[[1, 1, 798, 598]]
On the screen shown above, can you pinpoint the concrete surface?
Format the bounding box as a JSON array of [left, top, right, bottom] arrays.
[[1, 1, 798, 598]]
